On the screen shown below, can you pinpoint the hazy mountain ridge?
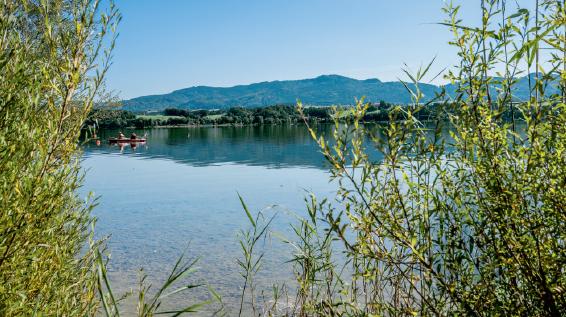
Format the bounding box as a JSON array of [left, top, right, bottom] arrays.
[[123, 74, 559, 111]]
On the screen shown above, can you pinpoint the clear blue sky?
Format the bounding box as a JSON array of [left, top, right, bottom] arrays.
[[108, 1, 485, 99]]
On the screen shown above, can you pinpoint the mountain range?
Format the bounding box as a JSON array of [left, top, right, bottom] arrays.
[[122, 74, 558, 111]]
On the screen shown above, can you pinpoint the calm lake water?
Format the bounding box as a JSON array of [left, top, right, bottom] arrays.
[[80, 125, 343, 314]]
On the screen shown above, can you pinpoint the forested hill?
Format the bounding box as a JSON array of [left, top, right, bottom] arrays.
[[122, 75, 439, 111], [122, 74, 559, 111]]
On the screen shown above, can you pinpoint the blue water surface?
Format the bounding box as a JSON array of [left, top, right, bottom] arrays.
[[80, 125, 340, 314]]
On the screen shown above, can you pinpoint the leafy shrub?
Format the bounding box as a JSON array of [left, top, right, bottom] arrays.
[[0, 0, 119, 315], [238, 1, 566, 315]]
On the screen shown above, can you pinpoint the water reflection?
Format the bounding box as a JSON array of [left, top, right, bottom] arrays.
[[84, 125, 337, 168], [83, 123, 401, 170], [80, 125, 346, 314], [79, 123, 452, 314]]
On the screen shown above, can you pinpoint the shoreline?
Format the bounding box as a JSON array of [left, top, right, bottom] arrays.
[[89, 120, 433, 130]]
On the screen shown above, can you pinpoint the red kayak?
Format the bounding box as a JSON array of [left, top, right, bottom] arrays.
[[108, 138, 146, 144]]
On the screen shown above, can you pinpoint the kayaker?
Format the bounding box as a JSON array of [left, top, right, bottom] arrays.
[[118, 131, 125, 139], [130, 133, 137, 140]]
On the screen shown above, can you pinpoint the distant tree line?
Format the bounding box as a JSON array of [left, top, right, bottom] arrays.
[[85, 102, 424, 129], [85, 100, 527, 129], [84, 108, 136, 128]]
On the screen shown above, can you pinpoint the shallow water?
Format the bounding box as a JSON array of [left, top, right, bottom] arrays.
[[80, 125, 341, 314]]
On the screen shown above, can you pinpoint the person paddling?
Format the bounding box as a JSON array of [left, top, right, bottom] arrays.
[[118, 131, 125, 139], [130, 133, 137, 140]]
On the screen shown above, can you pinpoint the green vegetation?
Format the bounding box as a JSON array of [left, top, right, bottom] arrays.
[[86, 104, 309, 128], [86, 100, 525, 129], [235, 1, 566, 316], [121, 73, 561, 112], [136, 114, 186, 121], [84, 108, 188, 129], [2, 0, 565, 316], [122, 75, 440, 111], [84, 102, 441, 129], [1, 1, 210, 316], [0, 0, 118, 314]]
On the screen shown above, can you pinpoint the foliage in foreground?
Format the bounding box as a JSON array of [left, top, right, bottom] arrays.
[[236, 1, 565, 316], [0, 0, 119, 315], [2, 0, 565, 316], [0, 1, 214, 316]]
